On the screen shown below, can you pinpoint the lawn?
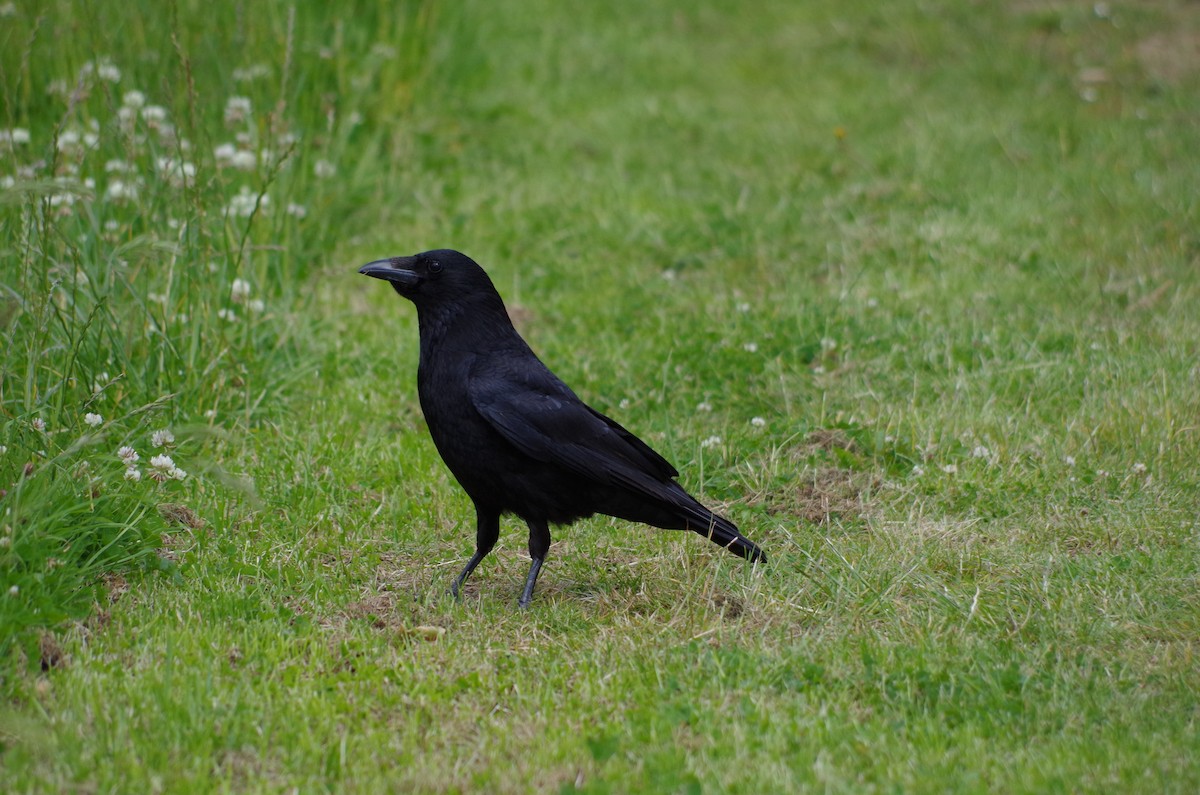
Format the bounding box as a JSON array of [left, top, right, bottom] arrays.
[[1, 0, 1198, 792]]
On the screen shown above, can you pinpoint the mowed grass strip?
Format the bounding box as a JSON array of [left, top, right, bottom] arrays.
[[1, 0, 1198, 792]]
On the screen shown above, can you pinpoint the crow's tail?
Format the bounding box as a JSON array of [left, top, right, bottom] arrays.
[[687, 505, 766, 564]]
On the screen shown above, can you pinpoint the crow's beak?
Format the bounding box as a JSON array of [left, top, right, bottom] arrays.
[[359, 258, 421, 288]]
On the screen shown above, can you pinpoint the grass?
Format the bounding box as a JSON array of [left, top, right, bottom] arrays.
[[2, 0, 1198, 791]]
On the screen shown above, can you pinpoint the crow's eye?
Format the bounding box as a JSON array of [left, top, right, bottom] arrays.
[[428, 260, 444, 274]]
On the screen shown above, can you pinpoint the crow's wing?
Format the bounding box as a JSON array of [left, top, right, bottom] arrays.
[[467, 361, 679, 494]]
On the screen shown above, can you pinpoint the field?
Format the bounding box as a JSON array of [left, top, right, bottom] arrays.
[[2, 0, 1198, 792]]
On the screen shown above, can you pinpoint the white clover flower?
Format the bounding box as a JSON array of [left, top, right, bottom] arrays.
[[8, 585, 17, 597], [286, 202, 307, 218], [148, 453, 186, 482], [697, 402, 713, 413], [122, 90, 146, 108], [736, 302, 751, 313], [217, 307, 239, 322], [941, 464, 958, 474], [820, 337, 838, 351], [971, 445, 991, 459], [96, 62, 121, 83], [1, 128, 30, 147], [106, 179, 139, 202], [150, 452, 175, 473], [0, 3, 16, 18], [1097, 469, 1109, 477], [214, 142, 237, 166], [743, 342, 758, 353], [1132, 462, 1147, 474], [49, 192, 77, 210], [230, 150, 256, 171], [31, 417, 45, 432], [1065, 456, 1076, 467], [57, 128, 81, 153], [247, 299, 265, 314], [84, 412, 103, 427], [151, 429, 175, 448], [224, 96, 252, 125], [912, 465, 926, 477], [750, 416, 766, 428], [226, 186, 267, 218], [124, 467, 141, 482], [700, 436, 722, 449], [230, 278, 251, 303], [118, 446, 139, 465], [0, 445, 7, 455], [232, 64, 271, 82], [155, 157, 195, 188], [313, 159, 337, 179], [141, 105, 168, 123]]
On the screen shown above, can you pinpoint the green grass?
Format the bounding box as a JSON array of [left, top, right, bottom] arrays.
[[2, 0, 1199, 791]]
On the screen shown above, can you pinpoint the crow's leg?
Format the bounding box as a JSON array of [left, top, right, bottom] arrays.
[[518, 519, 552, 608], [450, 506, 500, 599]]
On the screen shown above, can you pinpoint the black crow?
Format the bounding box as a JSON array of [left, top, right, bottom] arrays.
[[359, 249, 765, 606]]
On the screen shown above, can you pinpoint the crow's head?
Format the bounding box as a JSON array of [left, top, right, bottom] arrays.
[[359, 249, 501, 310]]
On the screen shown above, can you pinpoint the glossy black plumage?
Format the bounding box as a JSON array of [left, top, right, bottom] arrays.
[[359, 249, 765, 606]]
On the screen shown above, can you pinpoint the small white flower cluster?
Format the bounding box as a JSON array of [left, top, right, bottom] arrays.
[[149, 454, 187, 482], [212, 93, 309, 218], [156, 156, 196, 188], [217, 277, 265, 319], [119, 445, 141, 481], [214, 142, 257, 171], [313, 159, 337, 179], [224, 96, 252, 126], [56, 126, 100, 156], [117, 429, 186, 483], [80, 59, 122, 84], [700, 435, 722, 449], [0, 127, 30, 150], [226, 185, 267, 218]]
